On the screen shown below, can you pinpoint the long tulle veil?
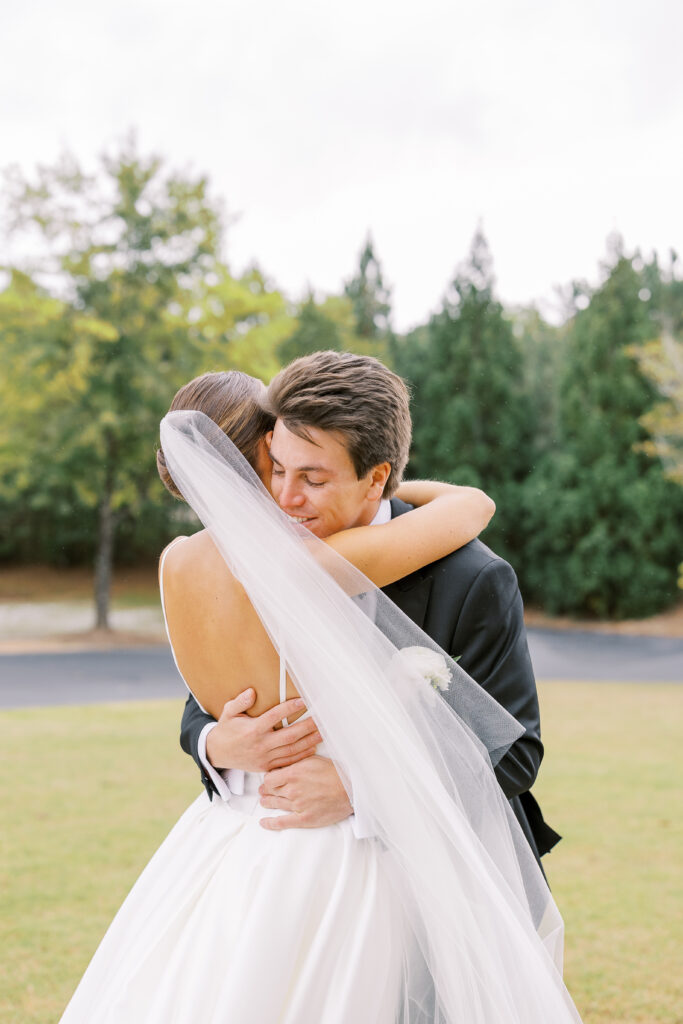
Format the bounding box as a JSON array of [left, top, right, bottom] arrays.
[[160, 410, 582, 1024]]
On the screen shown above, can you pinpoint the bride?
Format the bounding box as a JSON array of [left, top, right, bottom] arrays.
[[59, 371, 582, 1023]]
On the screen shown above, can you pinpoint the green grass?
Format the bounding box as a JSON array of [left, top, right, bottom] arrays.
[[1, 684, 682, 1024], [535, 683, 683, 1024], [0, 701, 199, 1024]]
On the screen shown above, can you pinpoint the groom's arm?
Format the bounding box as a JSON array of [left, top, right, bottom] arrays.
[[259, 557, 543, 831], [450, 559, 543, 799], [180, 691, 323, 800], [180, 694, 223, 798]]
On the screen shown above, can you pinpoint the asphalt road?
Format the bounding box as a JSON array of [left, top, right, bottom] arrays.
[[1, 629, 682, 710], [0, 647, 184, 709]]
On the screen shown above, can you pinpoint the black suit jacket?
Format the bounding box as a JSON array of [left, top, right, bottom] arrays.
[[179, 498, 561, 863], [382, 500, 560, 862]]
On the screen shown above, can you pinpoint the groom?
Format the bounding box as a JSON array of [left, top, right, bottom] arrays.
[[179, 350, 560, 865]]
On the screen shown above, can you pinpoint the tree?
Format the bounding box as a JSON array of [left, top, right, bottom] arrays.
[[511, 306, 566, 460], [277, 294, 343, 363], [393, 228, 534, 560], [628, 254, 683, 485], [0, 271, 89, 563], [344, 235, 392, 341], [277, 290, 386, 365], [631, 329, 683, 484], [277, 236, 393, 368], [1, 140, 291, 627], [520, 244, 683, 617]]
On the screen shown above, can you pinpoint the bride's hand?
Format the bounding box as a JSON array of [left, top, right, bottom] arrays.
[[258, 756, 353, 830], [206, 690, 322, 773]]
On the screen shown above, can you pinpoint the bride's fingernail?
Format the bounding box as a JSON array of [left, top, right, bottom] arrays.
[[295, 698, 305, 707]]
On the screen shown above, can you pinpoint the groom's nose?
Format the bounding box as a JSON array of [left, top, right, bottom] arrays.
[[277, 479, 306, 509]]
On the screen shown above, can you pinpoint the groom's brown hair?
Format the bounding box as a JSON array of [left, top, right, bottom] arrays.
[[266, 351, 411, 497]]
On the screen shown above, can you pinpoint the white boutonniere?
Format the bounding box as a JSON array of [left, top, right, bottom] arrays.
[[396, 646, 452, 693]]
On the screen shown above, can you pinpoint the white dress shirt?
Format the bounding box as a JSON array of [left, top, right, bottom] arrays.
[[198, 498, 393, 834]]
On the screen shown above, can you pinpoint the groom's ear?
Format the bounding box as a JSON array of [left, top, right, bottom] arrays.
[[365, 462, 391, 501], [265, 430, 273, 448]]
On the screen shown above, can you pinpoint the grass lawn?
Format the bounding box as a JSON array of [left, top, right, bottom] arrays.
[[1, 683, 681, 1023], [534, 682, 683, 1024]]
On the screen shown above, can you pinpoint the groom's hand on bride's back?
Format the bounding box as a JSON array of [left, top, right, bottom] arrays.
[[206, 689, 322, 773]]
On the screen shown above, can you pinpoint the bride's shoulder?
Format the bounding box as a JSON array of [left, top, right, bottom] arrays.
[[160, 530, 238, 595], [159, 530, 214, 574]]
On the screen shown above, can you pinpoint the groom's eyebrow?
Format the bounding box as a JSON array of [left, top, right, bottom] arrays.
[[268, 451, 329, 473]]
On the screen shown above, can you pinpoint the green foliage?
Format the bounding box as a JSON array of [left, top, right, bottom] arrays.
[[630, 330, 683, 486], [628, 255, 683, 488], [277, 294, 343, 363], [184, 264, 293, 381], [512, 306, 566, 459], [393, 229, 534, 559], [1, 144, 223, 605], [520, 247, 683, 617], [344, 234, 392, 340], [278, 289, 389, 365], [521, 451, 680, 617], [277, 232, 396, 368], [2, 138, 682, 624], [0, 141, 291, 621]]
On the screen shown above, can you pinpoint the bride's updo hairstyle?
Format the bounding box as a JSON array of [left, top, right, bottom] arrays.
[[157, 371, 275, 499]]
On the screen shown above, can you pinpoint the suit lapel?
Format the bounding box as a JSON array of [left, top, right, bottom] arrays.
[[382, 574, 433, 631]]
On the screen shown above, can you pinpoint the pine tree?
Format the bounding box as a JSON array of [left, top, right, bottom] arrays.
[[394, 229, 534, 559], [344, 235, 392, 340], [521, 244, 683, 617], [277, 295, 342, 364]]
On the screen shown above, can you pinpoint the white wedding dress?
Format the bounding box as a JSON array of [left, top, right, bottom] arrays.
[[59, 545, 406, 1024], [60, 411, 583, 1023]]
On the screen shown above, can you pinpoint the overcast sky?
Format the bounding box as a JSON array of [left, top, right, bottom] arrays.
[[2, 0, 681, 330]]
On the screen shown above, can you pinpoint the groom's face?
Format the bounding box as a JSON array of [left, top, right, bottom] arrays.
[[267, 419, 388, 538]]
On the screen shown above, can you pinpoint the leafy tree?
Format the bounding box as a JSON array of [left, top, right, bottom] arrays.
[[1, 140, 290, 627], [393, 229, 534, 560], [628, 254, 683, 485], [0, 272, 88, 563], [520, 244, 683, 617], [631, 329, 683, 485]]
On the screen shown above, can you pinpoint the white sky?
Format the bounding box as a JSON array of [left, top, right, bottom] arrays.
[[2, 0, 681, 330]]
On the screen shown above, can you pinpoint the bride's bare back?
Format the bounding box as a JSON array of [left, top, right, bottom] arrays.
[[161, 530, 303, 722]]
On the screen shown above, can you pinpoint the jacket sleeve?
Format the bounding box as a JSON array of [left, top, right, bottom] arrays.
[[180, 692, 219, 796], [450, 559, 543, 800]]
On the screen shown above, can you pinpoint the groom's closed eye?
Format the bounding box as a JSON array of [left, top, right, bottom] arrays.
[[272, 468, 326, 487], [269, 455, 328, 488]]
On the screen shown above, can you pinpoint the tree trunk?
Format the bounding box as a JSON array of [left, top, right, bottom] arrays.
[[94, 454, 115, 630]]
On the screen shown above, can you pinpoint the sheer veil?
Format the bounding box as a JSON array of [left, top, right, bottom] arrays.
[[160, 410, 582, 1024]]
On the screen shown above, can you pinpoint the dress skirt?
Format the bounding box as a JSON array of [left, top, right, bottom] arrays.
[[59, 773, 405, 1024]]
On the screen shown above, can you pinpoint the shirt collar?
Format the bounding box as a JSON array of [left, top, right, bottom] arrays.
[[369, 498, 392, 526]]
